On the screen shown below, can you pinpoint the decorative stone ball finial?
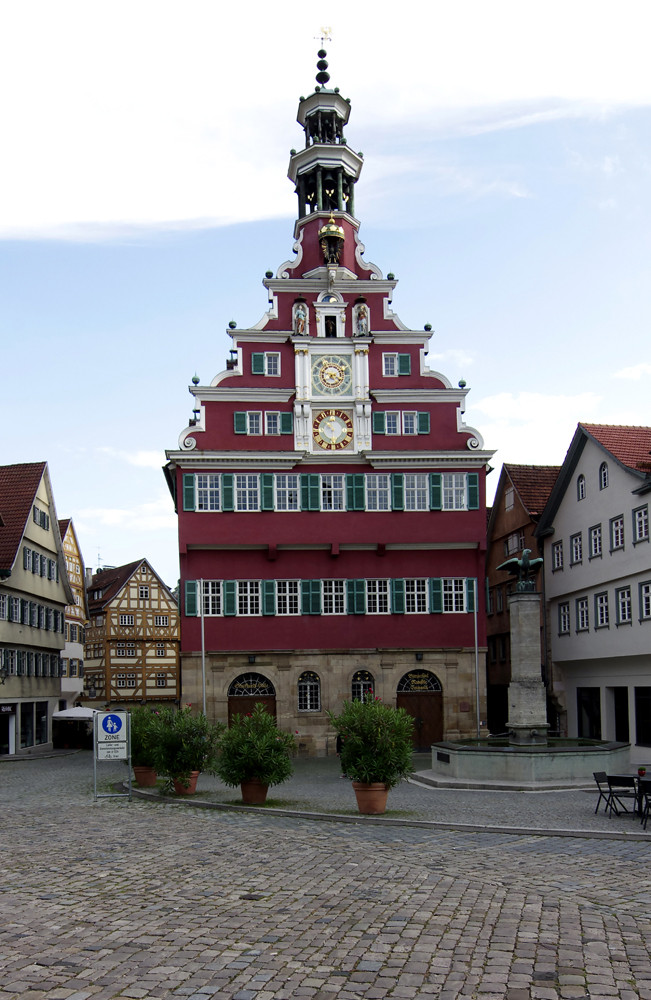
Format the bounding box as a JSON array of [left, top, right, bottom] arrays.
[[265, 270, 273, 279], [458, 379, 466, 388], [387, 272, 395, 280], [424, 323, 432, 332], [191, 373, 200, 386], [228, 320, 237, 329], [316, 49, 330, 86]]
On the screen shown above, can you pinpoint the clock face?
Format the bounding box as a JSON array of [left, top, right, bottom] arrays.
[[311, 354, 352, 396], [313, 409, 354, 451]]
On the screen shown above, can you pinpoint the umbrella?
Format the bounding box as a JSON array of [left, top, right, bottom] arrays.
[[52, 706, 100, 719]]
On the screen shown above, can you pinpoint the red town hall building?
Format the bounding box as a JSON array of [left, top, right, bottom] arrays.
[[165, 53, 493, 754]]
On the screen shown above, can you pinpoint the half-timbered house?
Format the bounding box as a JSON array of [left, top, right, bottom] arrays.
[[58, 518, 89, 706]]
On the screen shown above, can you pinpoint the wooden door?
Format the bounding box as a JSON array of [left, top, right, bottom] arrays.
[[396, 692, 443, 751], [228, 696, 276, 726]]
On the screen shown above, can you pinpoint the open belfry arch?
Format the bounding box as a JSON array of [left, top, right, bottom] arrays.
[[165, 50, 494, 754]]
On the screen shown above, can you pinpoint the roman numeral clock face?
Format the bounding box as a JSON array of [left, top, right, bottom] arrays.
[[313, 410, 354, 450]]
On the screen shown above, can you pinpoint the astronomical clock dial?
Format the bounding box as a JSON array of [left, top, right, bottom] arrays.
[[311, 354, 352, 396], [312, 409, 354, 451]]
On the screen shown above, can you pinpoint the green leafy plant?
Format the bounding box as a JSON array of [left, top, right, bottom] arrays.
[[126, 706, 157, 768], [150, 706, 225, 790], [215, 703, 296, 787], [327, 695, 415, 789]]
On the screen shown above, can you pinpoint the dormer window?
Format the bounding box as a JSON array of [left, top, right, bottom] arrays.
[[599, 462, 609, 490], [577, 474, 586, 500]]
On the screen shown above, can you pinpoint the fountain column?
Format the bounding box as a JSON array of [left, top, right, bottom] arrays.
[[507, 592, 549, 745]]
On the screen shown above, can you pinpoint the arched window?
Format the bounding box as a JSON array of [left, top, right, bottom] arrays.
[[228, 673, 275, 697], [297, 671, 320, 711], [599, 462, 609, 490], [397, 670, 442, 693], [352, 670, 374, 701], [577, 474, 586, 500]]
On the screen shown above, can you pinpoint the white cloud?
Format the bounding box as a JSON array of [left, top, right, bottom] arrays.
[[613, 362, 651, 380], [98, 447, 165, 469], [76, 495, 176, 533]]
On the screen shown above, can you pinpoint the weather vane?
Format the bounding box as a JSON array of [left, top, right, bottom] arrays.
[[314, 26, 332, 45]]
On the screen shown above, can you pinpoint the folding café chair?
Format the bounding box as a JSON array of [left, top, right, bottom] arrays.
[[607, 776, 637, 817], [639, 778, 651, 830], [593, 772, 611, 815]]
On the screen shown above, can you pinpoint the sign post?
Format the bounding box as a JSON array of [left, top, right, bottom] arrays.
[[93, 712, 132, 802]]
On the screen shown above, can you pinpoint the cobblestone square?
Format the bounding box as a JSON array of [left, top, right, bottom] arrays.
[[2, 755, 651, 1000]]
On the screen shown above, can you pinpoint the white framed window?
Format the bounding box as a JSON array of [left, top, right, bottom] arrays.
[[595, 592, 609, 628], [599, 462, 609, 490], [126, 673, 137, 688], [69, 624, 78, 642], [8, 596, 20, 622], [576, 597, 589, 631], [640, 582, 651, 620], [116, 673, 126, 687], [277, 581, 299, 616], [321, 474, 345, 511], [552, 541, 563, 570], [559, 602, 570, 634], [265, 353, 280, 377], [505, 487, 515, 511], [197, 474, 220, 511], [156, 673, 167, 686], [617, 587, 632, 624], [505, 531, 525, 557], [119, 614, 135, 626], [236, 475, 259, 511], [247, 412, 262, 436], [298, 671, 321, 712], [202, 581, 221, 616], [154, 614, 169, 627], [634, 506, 649, 543], [402, 412, 417, 435], [156, 643, 165, 657], [383, 354, 398, 377], [323, 580, 345, 614], [61, 658, 68, 676], [443, 578, 466, 613], [570, 533, 583, 564], [38, 606, 45, 628], [577, 474, 586, 500], [589, 525, 602, 558], [276, 474, 299, 511], [366, 579, 390, 614], [442, 474, 466, 510], [366, 474, 390, 511], [238, 581, 260, 616], [139, 586, 149, 599], [0, 594, 6, 620], [405, 474, 429, 511], [405, 579, 427, 613], [69, 659, 78, 677], [610, 516, 625, 551], [265, 412, 280, 435], [385, 412, 400, 435]]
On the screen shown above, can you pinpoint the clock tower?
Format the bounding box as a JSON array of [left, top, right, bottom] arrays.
[[165, 51, 493, 753]]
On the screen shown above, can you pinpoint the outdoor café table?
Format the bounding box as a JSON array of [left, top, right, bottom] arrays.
[[608, 774, 644, 816]]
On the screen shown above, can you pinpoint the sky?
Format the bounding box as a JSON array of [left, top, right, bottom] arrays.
[[1, 0, 651, 586]]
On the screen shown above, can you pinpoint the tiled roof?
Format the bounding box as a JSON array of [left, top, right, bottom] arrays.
[[581, 424, 651, 473], [58, 518, 71, 539], [88, 560, 143, 610], [504, 464, 561, 517], [0, 462, 47, 571]]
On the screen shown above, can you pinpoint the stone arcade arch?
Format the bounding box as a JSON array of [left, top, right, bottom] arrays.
[[396, 670, 443, 751], [227, 672, 276, 725]]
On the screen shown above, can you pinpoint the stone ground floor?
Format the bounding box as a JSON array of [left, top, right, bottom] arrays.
[[180, 648, 487, 754], [1, 754, 651, 1000]]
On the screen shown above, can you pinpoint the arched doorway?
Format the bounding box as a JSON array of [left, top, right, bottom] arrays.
[[227, 673, 276, 725], [396, 670, 443, 751]]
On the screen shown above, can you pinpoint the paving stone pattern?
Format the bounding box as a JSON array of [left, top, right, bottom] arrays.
[[1, 755, 651, 1000]]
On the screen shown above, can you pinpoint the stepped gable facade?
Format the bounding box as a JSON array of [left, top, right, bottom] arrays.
[[164, 51, 494, 754]]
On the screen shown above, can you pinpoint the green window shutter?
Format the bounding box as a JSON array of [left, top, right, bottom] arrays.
[[261, 473, 275, 510], [347, 579, 365, 614], [430, 473, 442, 510], [221, 473, 234, 511], [300, 474, 320, 510], [223, 581, 237, 616], [280, 411, 294, 434], [372, 411, 386, 434], [183, 473, 195, 511], [391, 473, 404, 511], [467, 472, 479, 510], [346, 580, 356, 614], [430, 578, 443, 613], [418, 412, 430, 434], [262, 580, 276, 615], [251, 353, 265, 375], [346, 474, 366, 511], [302, 580, 321, 614], [466, 578, 476, 613], [184, 580, 197, 617], [398, 353, 411, 375], [391, 578, 405, 614], [234, 411, 247, 434]]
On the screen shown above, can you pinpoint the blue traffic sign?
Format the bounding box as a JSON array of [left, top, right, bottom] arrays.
[[101, 714, 123, 735]]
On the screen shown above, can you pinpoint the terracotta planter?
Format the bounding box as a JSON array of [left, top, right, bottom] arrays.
[[352, 782, 389, 815], [133, 766, 157, 788], [241, 778, 269, 804], [172, 770, 200, 795]]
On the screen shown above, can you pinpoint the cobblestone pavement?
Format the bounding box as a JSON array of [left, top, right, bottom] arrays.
[[2, 756, 651, 1000]]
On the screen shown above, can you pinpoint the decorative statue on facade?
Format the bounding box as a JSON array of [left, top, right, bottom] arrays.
[[293, 301, 308, 336], [354, 302, 369, 336], [496, 548, 543, 592]]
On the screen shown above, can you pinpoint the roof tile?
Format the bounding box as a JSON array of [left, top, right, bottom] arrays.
[[580, 423, 651, 473], [504, 464, 561, 517], [0, 462, 47, 571]]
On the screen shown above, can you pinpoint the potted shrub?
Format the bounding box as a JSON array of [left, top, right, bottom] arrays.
[[126, 706, 159, 786], [215, 703, 296, 804], [328, 695, 415, 814], [151, 705, 224, 794]]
